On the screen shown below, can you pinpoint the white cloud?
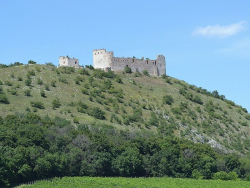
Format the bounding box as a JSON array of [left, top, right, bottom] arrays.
[[193, 21, 247, 38]]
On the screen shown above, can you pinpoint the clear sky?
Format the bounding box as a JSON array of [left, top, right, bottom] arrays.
[[1, 0, 250, 111]]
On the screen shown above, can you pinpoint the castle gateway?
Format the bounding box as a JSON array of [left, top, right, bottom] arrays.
[[93, 49, 166, 76]]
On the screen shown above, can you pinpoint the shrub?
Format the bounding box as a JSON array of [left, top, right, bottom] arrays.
[[44, 84, 50, 91], [191, 169, 203, 180], [134, 72, 141, 77], [59, 76, 68, 84], [30, 101, 45, 109], [52, 98, 61, 109], [0, 94, 10, 104], [28, 60, 36, 64], [73, 117, 79, 124], [4, 81, 13, 86], [162, 74, 167, 79], [124, 66, 132, 73], [17, 76, 23, 81], [35, 66, 41, 72], [51, 80, 56, 87], [143, 70, 150, 76], [25, 78, 32, 86], [37, 78, 43, 85], [90, 107, 105, 120], [10, 89, 17, 95], [213, 171, 238, 180], [163, 95, 174, 105], [45, 62, 55, 67], [81, 88, 89, 95], [24, 89, 31, 96], [0, 80, 2, 85], [40, 90, 46, 97], [27, 70, 35, 76], [78, 68, 90, 75], [85, 65, 94, 70], [165, 77, 172, 84]]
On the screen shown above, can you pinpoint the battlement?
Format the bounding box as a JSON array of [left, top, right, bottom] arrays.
[[93, 49, 166, 76]]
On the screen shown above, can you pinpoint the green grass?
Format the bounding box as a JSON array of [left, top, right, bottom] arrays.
[[19, 177, 250, 188]]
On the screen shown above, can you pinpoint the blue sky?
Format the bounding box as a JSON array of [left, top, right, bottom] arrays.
[[1, 0, 250, 111]]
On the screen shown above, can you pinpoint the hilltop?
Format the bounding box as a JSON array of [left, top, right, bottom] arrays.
[[0, 63, 249, 153]]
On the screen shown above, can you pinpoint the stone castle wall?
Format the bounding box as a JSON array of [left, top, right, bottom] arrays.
[[93, 49, 166, 76], [59, 56, 79, 68]]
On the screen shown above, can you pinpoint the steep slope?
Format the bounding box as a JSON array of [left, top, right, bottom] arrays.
[[0, 64, 250, 154]]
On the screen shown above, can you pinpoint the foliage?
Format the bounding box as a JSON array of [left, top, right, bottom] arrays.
[[28, 60, 37, 64], [0, 94, 10, 104], [40, 90, 46, 97], [30, 101, 45, 109], [124, 66, 132, 74], [24, 89, 31, 96], [163, 95, 174, 105], [25, 78, 32, 86], [143, 70, 150, 76], [52, 98, 61, 109]]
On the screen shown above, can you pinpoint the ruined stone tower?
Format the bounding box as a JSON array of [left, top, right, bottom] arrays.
[[93, 49, 166, 76], [59, 56, 79, 68]]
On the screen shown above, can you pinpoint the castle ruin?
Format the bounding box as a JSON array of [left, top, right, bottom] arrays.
[[93, 49, 166, 76], [59, 56, 79, 68]]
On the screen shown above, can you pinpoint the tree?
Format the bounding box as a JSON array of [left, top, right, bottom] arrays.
[[28, 60, 36, 64], [112, 147, 143, 176], [124, 66, 132, 74]]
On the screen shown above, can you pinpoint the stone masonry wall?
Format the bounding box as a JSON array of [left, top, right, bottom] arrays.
[[59, 56, 79, 68], [93, 49, 166, 76]]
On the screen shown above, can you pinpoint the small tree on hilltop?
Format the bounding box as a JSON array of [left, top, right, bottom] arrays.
[[124, 66, 132, 74], [28, 60, 36, 64]]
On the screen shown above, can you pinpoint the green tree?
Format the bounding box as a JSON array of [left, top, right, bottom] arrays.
[[28, 60, 36, 64], [124, 66, 132, 74]]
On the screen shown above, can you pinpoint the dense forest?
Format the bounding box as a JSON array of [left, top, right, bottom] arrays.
[[1, 63, 250, 187], [1, 113, 250, 186]]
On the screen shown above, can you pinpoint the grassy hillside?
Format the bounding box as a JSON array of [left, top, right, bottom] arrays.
[[0, 63, 250, 154]]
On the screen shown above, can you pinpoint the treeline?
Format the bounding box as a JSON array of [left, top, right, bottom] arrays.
[[1, 113, 250, 187]]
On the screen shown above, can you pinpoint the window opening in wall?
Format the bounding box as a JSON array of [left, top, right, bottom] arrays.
[[147, 60, 148, 64], [64, 62, 65, 64], [133, 59, 134, 62], [75, 61, 77, 64], [98, 52, 99, 54]]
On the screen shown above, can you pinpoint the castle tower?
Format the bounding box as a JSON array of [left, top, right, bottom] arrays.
[[93, 49, 113, 70], [156, 55, 166, 76], [59, 56, 79, 68]]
